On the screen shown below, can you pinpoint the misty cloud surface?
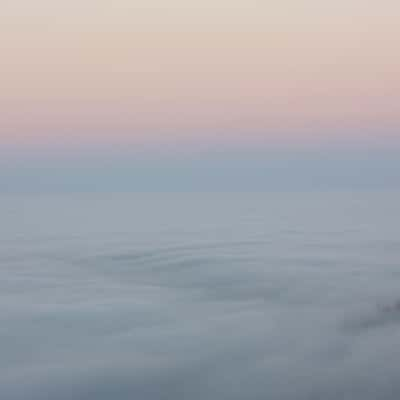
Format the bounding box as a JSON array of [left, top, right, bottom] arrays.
[[1, 193, 400, 400]]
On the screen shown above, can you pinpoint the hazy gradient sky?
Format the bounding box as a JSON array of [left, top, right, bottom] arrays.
[[0, 0, 399, 191]]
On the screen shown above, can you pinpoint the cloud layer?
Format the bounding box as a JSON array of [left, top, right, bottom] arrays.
[[1, 193, 400, 399]]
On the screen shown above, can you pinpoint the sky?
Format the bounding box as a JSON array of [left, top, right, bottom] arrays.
[[0, 0, 399, 191]]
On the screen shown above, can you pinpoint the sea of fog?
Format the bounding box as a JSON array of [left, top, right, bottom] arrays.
[[1, 192, 400, 400]]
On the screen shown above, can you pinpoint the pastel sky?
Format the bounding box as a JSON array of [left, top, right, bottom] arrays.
[[0, 0, 399, 191]]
